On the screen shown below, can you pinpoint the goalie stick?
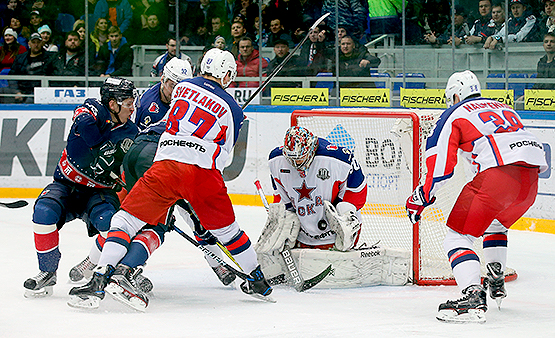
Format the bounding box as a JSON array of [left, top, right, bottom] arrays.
[[0, 200, 29, 208], [254, 180, 332, 292], [241, 12, 331, 110]]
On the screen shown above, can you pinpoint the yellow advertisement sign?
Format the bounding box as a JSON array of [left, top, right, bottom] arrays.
[[524, 89, 555, 111], [271, 88, 328, 106], [400, 88, 445, 108], [481, 89, 514, 108], [340, 88, 390, 107]]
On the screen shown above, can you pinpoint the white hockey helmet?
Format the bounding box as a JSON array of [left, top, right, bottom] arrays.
[[162, 57, 193, 84], [200, 48, 237, 88], [445, 70, 481, 108], [282, 126, 319, 171]]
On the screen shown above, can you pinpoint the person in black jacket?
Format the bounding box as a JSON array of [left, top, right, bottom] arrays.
[[46, 31, 86, 87], [338, 35, 381, 88], [533, 32, 555, 89], [95, 26, 133, 77], [8, 32, 51, 103]]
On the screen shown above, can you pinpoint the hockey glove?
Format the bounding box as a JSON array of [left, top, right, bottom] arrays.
[[91, 141, 117, 176], [406, 186, 436, 224]]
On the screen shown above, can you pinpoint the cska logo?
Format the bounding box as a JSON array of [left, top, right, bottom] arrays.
[[326, 144, 338, 151], [148, 102, 159, 114]]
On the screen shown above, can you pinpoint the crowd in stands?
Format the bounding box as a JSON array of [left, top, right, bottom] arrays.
[[0, 0, 554, 94]]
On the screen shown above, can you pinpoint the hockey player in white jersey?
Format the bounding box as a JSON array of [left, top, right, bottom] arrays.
[[256, 126, 411, 288], [405, 70, 548, 323], [68, 48, 273, 310]]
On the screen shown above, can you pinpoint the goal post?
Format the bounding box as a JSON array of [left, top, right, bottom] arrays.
[[291, 108, 517, 285]]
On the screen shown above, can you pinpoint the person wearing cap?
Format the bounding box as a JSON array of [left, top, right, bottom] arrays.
[[0, 27, 27, 72], [29, 10, 43, 33], [424, 5, 471, 46], [8, 32, 50, 103], [489, 0, 539, 47], [266, 38, 301, 89], [37, 25, 57, 52]]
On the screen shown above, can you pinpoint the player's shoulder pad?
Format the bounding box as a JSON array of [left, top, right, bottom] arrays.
[[315, 138, 353, 164], [269, 146, 284, 160]]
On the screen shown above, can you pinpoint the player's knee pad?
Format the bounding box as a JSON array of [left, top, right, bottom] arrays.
[[32, 198, 62, 225], [211, 221, 241, 245], [443, 228, 477, 254], [89, 202, 117, 232]]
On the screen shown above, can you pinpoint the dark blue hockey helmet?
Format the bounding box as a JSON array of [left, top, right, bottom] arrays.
[[100, 77, 139, 108]]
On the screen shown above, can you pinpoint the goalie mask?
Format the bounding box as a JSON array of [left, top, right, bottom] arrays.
[[282, 126, 319, 171], [445, 70, 481, 108], [200, 48, 237, 88]]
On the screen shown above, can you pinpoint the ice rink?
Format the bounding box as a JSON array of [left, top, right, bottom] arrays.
[[1, 200, 554, 337]]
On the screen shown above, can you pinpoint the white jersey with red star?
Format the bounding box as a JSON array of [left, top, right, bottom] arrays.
[[268, 138, 367, 246], [422, 97, 548, 200], [154, 77, 244, 171]]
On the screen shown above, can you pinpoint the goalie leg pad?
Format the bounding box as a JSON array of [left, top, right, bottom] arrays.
[[254, 203, 301, 254]]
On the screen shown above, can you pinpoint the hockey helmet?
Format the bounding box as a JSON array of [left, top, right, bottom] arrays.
[[162, 57, 193, 84], [445, 70, 481, 108], [100, 77, 138, 108], [200, 48, 237, 88], [282, 126, 319, 171]]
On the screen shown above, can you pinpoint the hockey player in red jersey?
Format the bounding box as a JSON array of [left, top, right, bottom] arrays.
[[406, 70, 548, 323], [68, 48, 273, 310]]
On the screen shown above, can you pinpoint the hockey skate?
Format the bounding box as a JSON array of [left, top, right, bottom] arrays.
[[105, 264, 149, 311], [134, 267, 153, 293], [240, 265, 275, 303], [24, 271, 57, 298], [483, 262, 507, 309], [67, 265, 115, 309], [212, 264, 236, 286], [437, 285, 487, 323], [69, 256, 96, 282]]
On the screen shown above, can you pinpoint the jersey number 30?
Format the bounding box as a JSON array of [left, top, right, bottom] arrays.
[[478, 110, 524, 133]]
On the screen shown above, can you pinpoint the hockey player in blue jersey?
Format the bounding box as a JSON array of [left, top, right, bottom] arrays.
[[23, 78, 139, 298]]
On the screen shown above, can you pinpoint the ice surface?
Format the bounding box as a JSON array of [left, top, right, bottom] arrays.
[[1, 200, 554, 337]]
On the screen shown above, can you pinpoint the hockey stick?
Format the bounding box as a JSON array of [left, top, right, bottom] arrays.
[[241, 12, 331, 110], [0, 200, 29, 208], [254, 180, 332, 292]]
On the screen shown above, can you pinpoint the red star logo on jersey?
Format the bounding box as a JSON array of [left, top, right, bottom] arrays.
[[294, 180, 316, 202]]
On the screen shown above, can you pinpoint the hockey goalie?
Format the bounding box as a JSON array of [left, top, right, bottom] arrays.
[[255, 126, 410, 289]]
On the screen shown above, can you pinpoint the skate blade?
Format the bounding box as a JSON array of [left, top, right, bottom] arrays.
[[246, 292, 277, 303], [105, 282, 148, 312], [436, 309, 486, 324], [24, 286, 53, 298], [495, 297, 504, 310], [67, 295, 101, 309]]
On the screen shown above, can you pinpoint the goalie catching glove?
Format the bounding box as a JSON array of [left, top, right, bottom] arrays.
[[255, 203, 301, 254], [406, 185, 436, 224], [324, 201, 361, 252]]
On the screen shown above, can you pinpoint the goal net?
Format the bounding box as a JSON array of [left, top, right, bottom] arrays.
[[292, 108, 517, 285]]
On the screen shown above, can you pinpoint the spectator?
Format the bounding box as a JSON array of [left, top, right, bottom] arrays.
[[29, 10, 43, 33], [234, 0, 258, 35], [8, 15, 30, 47], [234, 36, 268, 87], [151, 37, 193, 77], [322, 0, 368, 41], [196, 0, 225, 31], [227, 20, 247, 57], [423, 5, 470, 46], [466, 0, 493, 45], [90, 17, 109, 57], [0, 28, 26, 72], [533, 32, 555, 89], [95, 26, 133, 77], [8, 32, 50, 103], [30, 0, 59, 29], [135, 12, 170, 45], [298, 25, 330, 75], [337, 35, 381, 88], [489, 0, 539, 46], [46, 30, 86, 86], [537, 0, 555, 37], [38, 24, 57, 52], [94, 0, 133, 35], [267, 17, 293, 47], [212, 35, 227, 50], [483, 3, 507, 49], [209, 15, 231, 43], [267, 38, 301, 88], [73, 20, 86, 43], [1, 0, 24, 25], [265, 0, 304, 37]]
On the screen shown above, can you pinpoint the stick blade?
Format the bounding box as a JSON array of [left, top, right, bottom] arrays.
[[299, 264, 333, 292], [0, 200, 29, 208]]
